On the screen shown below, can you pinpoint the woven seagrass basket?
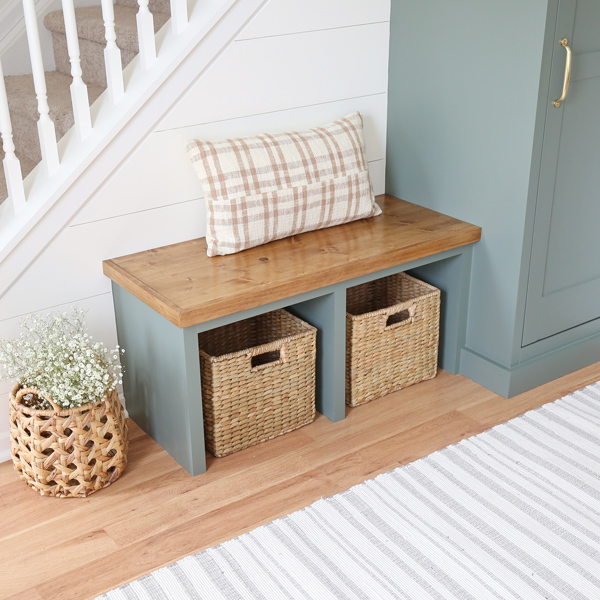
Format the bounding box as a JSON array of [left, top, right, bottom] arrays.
[[346, 272, 440, 407], [199, 309, 317, 458], [9, 384, 128, 498]]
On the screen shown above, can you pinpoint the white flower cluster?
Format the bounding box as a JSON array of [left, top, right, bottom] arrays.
[[0, 308, 124, 410]]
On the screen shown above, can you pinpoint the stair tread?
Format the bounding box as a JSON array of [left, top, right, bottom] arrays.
[[44, 5, 170, 54], [4, 71, 105, 138]]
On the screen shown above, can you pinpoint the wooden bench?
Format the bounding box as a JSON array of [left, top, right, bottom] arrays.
[[103, 195, 481, 475]]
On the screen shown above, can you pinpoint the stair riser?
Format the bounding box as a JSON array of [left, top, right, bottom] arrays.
[[115, 0, 171, 15], [52, 33, 137, 88], [11, 112, 43, 165], [10, 111, 73, 165]]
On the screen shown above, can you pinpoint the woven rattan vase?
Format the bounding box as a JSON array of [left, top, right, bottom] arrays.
[[9, 383, 128, 498]]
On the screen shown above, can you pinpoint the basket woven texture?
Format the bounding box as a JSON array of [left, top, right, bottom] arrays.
[[9, 384, 128, 498], [346, 272, 440, 407], [199, 309, 317, 458]]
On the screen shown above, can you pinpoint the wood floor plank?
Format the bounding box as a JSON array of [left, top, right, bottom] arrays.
[[312, 410, 486, 491], [105, 451, 314, 548], [297, 372, 494, 468], [0, 363, 596, 600], [35, 468, 345, 600], [0, 436, 168, 541], [2, 531, 118, 599], [0, 462, 21, 488], [460, 362, 600, 427], [3, 590, 43, 600], [0, 489, 149, 563]]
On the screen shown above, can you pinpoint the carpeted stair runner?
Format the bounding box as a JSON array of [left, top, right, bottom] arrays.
[[0, 148, 37, 201], [4, 71, 105, 165], [44, 5, 170, 87], [0, 0, 171, 205]]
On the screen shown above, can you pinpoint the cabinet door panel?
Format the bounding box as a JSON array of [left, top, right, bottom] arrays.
[[523, 0, 600, 345]]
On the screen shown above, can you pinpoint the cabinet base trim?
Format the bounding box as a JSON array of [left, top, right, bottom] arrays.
[[460, 335, 600, 398]]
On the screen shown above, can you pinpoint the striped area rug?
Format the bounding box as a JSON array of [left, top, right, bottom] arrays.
[[99, 383, 600, 600]]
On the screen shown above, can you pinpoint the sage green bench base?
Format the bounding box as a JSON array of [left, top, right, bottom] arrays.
[[111, 245, 473, 476]]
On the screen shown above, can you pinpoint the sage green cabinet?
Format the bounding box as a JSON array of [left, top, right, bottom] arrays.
[[523, 0, 600, 345], [386, 0, 600, 396]]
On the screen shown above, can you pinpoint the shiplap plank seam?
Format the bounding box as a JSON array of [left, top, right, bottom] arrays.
[[70, 160, 386, 228], [155, 92, 388, 134], [236, 20, 391, 42]]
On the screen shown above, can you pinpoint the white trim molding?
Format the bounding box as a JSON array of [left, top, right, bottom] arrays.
[[0, 430, 10, 464]]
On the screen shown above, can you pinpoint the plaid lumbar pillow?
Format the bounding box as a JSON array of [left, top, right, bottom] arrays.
[[186, 112, 381, 257]]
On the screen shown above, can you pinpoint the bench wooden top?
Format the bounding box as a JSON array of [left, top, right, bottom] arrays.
[[103, 195, 481, 328]]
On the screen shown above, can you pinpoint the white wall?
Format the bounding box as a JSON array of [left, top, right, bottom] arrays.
[[0, 0, 391, 462]]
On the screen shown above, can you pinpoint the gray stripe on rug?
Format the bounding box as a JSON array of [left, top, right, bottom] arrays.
[[167, 563, 203, 600], [387, 469, 556, 599], [97, 381, 600, 600], [327, 494, 450, 599], [302, 509, 408, 599], [440, 451, 600, 587], [366, 479, 512, 600], [237, 535, 310, 599]]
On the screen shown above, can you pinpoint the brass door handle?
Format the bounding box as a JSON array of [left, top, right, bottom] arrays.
[[553, 38, 572, 108]]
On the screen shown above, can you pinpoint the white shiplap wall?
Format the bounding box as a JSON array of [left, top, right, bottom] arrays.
[[0, 0, 391, 462]]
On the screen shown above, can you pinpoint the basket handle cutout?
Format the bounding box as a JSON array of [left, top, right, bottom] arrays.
[[15, 387, 61, 411], [384, 303, 417, 330], [250, 348, 284, 371]]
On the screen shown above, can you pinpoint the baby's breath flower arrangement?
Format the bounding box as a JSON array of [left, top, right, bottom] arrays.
[[0, 308, 124, 410]]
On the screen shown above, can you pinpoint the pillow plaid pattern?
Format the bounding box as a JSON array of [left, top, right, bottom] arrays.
[[186, 112, 381, 257]]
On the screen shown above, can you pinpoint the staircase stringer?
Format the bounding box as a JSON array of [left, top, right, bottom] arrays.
[[0, 0, 267, 300]]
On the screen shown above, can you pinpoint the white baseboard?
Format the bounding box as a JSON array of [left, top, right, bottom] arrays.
[[0, 431, 11, 465]]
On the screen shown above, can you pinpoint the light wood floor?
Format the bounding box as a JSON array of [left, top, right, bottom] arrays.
[[2, 363, 600, 600]]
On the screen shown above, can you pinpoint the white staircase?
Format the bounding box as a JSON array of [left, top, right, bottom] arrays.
[[0, 0, 266, 296], [1, 0, 172, 205]]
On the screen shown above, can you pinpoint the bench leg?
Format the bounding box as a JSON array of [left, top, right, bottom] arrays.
[[112, 284, 206, 476], [409, 247, 473, 374], [289, 288, 347, 422]]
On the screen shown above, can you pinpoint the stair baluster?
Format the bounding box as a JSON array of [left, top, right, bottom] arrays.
[[136, 0, 157, 70], [0, 59, 26, 214], [170, 0, 188, 35], [22, 0, 60, 176], [101, 0, 125, 105], [62, 0, 92, 140]]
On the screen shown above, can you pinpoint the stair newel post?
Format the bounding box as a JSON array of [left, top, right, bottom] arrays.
[[0, 59, 26, 214], [136, 0, 157, 71], [170, 0, 188, 35], [22, 0, 60, 175], [61, 0, 92, 140], [101, 0, 124, 105]]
